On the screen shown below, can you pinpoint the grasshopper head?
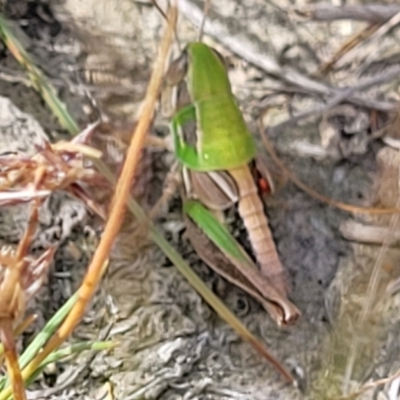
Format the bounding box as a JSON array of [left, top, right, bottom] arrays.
[[164, 49, 188, 86]]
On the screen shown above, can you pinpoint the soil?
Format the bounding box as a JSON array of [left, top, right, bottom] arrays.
[[1, 1, 400, 399]]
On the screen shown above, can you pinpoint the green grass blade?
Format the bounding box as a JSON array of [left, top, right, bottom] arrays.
[[0, 14, 80, 135], [24, 341, 117, 388], [0, 293, 79, 391], [18, 293, 79, 370]]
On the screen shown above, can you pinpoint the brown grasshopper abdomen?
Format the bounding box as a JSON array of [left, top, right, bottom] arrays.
[[228, 165, 288, 297]]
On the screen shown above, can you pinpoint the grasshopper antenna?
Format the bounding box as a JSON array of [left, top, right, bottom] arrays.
[[152, 0, 169, 25], [152, 0, 182, 50], [197, 0, 210, 42]]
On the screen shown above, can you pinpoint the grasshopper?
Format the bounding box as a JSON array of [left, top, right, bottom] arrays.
[[161, 42, 300, 326]]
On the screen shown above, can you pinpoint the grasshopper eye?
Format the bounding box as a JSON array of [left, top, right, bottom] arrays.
[[165, 50, 188, 86], [176, 81, 191, 109]]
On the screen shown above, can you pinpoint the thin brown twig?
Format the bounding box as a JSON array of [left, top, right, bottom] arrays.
[[317, 23, 380, 75], [151, 0, 181, 50], [336, 10, 400, 69], [198, 0, 210, 42], [259, 121, 400, 214], [13, 3, 178, 392]]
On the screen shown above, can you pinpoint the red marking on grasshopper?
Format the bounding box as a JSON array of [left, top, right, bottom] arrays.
[[258, 176, 271, 195]]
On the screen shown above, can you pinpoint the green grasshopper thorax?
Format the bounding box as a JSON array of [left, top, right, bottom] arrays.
[[185, 43, 232, 102], [165, 42, 256, 171]]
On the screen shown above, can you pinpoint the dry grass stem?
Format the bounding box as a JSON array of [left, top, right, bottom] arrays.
[[4, 5, 178, 395]]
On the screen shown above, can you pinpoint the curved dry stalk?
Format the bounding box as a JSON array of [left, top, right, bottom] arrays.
[[259, 121, 400, 215], [12, 5, 178, 392]]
